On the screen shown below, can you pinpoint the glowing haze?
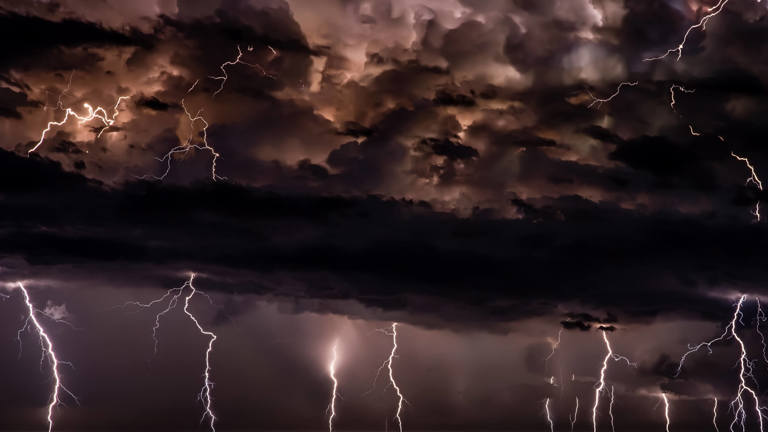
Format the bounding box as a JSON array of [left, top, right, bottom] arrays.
[[4, 0, 768, 431]]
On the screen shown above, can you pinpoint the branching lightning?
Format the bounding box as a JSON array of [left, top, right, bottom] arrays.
[[675, 295, 765, 432], [328, 339, 340, 432], [570, 396, 579, 432], [122, 274, 218, 431], [15, 283, 78, 432], [588, 81, 639, 108], [644, 0, 734, 62], [209, 45, 278, 97], [30, 95, 130, 153], [730, 152, 764, 222], [669, 84, 695, 111], [591, 330, 636, 432], [373, 323, 407, 432]]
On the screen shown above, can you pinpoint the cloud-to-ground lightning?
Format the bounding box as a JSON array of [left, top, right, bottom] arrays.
[[644, 0, 734, 62], [712, 397, 720, 432], [588, 81, 639, 108], [661, 393, 671, 432], [570, 396, 579, 432], [757, 299, 768, 365], [122, 274, 218, 431], [14, 283, 78, 432], [675, 295, 765, 432], [327, 340, 340, 432], [372, 323, 407, 432], [545, 398, 554, 432], [591, 330, 636, 432], [209, 44, 278, 97], [30, 94, 130, 153], [730, 152, 764, 222]]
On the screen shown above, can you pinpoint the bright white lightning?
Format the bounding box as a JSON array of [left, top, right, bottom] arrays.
[[730, 152, 764, 222], [376, 323, 407, 432], [30, 95, 130, 153], [588, 81, 639, 108], [661, 393, 671, 432], [675, 295, 765, 432], [122, 274, 218, 431], [209, 44, 278, 97], [16, 282, 78, 432], [328, 340, 340, 432], [713, 397, 720, 432], [591, 330, 636, 432], [756, 299, 768, 365], [644, 0, 733, 62], [608, 386, 616, 432], [545, 398, 555, 432], [570, 396, 579, 432]]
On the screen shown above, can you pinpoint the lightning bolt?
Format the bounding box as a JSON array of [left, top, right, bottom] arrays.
[[546, 328, 563, 365], [756, 299, 768, 365], [713, 397, 720, 432], [328, 339, 340, 432], [588, 81, 639, 108], [644, 0, 734, 62], [29, 94, 130, 153], [730, 152, 763, 222], [140, 81, 224, 181], [675, 295, 765, 432], [570, 396, 580, 432], [661, 393, 671, 432], [669, 84, 695, 111], [14, 282, 78, 432], [209, 44, 278, 97], [374, 323, 407, 432], [591, 330, 636, 432], [122, 274, 218, 431], [545, 398, 555, 432]]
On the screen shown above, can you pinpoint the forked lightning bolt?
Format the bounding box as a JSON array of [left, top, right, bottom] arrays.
[[374, 323, 407, 432], [675, 295, 765, 432], [588, 82, 639, 108], [570, 396, 579, 432], [30, 94, 129, 153], [591, 330, 636, 432], [730, 152, 764, 221], [644, 0, 734, 62], [122, 274, 218, 431], [327, 340, 340, 432], [14, 283, 78, 432], [210, 44, 278, 97]]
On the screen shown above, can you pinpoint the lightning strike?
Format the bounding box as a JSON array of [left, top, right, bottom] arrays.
[[545, 398, 555, 432], [661, 393, 671, 432], [591, 330, 636, 432], [588, 81, 639, 108], [328, 340, 340, 432], [30, 95, 130, 153], [545, 328, 563, 364], [375, 323, 407, 432], [122, 274, 218, 431], [756, 299, 768, 365], [675, 295, 765, 432], [644, 0, 733, 62], [15, 283, 77, 432], [669, 84, 695, 111], [713, 397, 720, 432], [730, 152, 764, 222], [570, 396, 580, 432], [209, 44, 278, 97]]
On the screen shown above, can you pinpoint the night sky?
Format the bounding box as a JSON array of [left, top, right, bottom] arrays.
[[3, 0, 768, 431]]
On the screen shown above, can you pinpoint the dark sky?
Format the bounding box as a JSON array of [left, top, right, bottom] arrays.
[[3, 0, 768, 430]]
